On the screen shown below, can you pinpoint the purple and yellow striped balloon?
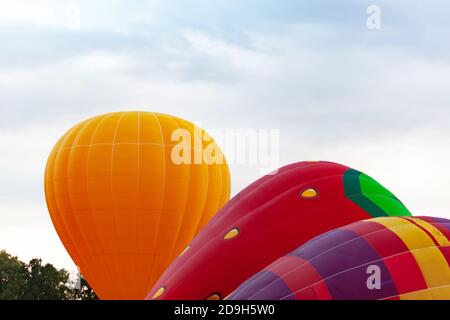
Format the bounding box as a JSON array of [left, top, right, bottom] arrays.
[[228, 216, 450, 300]]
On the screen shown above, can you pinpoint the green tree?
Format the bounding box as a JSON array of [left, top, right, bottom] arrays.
[[24, 258, 70, 300], [0, 250, 97, 300], [0, 251, 27, 299]]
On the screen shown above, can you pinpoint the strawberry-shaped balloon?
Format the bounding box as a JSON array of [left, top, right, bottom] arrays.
[[147, 161, 411, 300]]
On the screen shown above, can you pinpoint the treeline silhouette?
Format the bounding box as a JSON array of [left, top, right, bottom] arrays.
[[0, 250, 97, 300]]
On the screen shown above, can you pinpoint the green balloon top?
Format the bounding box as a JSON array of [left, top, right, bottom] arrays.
[[343, 169, 412, 218]]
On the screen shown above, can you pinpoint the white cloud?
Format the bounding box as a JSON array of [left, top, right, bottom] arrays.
[[0, 2, 61, 27], [1, 2, 450, 270], [0, 198, 75, 270], [280, 126, 450, 218]]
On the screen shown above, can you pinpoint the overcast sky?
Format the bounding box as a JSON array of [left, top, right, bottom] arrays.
[[1, 1, 450, 270]]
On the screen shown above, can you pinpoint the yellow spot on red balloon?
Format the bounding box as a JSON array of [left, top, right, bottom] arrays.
[[206, 293, 221, 300], [224, 228, 240, 240], [152, 287, 165, 300], [301, 188, 318, 198]]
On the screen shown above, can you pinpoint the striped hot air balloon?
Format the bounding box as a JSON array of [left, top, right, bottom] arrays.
[[228, 216, 450, 300], [147, 161, 411, 300]]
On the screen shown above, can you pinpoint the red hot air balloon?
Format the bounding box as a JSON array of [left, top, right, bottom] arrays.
[[147, 161, 411, 300], [228, 216, 450, 300]]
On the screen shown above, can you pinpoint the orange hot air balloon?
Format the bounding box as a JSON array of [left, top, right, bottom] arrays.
[[44, 111, 230, 299]]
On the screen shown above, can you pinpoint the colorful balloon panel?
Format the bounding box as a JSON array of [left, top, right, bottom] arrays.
[[44, 111, 230, 299], [228, 216, 450, 300], [147, 161, 411, 300]]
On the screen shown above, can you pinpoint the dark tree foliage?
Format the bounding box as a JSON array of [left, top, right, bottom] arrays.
[[0, 251, 28, 299], [0, 250, 97, 300], [25, 258, 69, 299]]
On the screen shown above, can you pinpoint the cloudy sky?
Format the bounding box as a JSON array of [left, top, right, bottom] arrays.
[[1, 0, 450, 270]]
